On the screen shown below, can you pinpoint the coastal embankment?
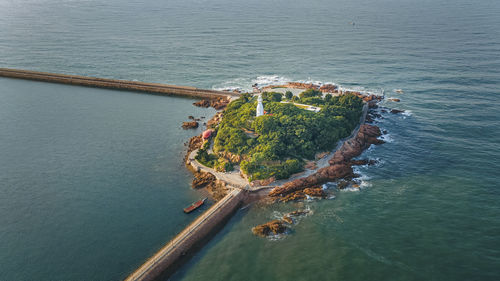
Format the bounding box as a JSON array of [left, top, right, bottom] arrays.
[[125, 188, 245, 281], [0, 68, 239, 99]]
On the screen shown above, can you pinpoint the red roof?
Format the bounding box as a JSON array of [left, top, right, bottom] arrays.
[[202, 129, 213, 139]]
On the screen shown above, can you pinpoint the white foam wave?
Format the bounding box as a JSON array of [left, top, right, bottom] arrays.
[[212, 77, 252, 92], [341, 187, 361, 192], [379, 133, 394, 143], [271, 211, 284, 220], [268, 233, 289, 241], [252, 75, 291, 87], [212, 75, 384, 96], [359, 180, 372, 188], [402, 110, 412, 116]]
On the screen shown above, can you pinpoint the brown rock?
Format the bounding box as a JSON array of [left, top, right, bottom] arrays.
[[315, 151, 329, 160], [329, 124, 384, 165], [269, 163, 354, 198], [250, 176, 276, 187], [192, 172, 216, 189], [193, 100, 211, 108], [304, 161, 318, 170], [207, 112, 223, 128], [211, 97, 230, 110], [206, 180, 230, 201], [288, 209, 311, 217], [279, 191, 307, 202], [186, 135, 203, 158], [319, 84, 337, 93], [282, 216, 294, 224], [252, 220, 288, 237], [193, 97, 230, 110], [303, 187, 326, 198], [269, 124, 384, 198], [389, 98, 401, 102], [390, 109, 405, 114], [182, 121, 199, 129]]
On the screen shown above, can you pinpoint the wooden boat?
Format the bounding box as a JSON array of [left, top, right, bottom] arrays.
[[184, 198, 207, 213]]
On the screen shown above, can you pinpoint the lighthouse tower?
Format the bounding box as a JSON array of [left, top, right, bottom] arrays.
[[256, 94, 264, 117]]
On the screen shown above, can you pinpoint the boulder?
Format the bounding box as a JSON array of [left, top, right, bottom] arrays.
[[182, 121, 199, 129], [192, 172, 216, 189], [288, 209, 311, 217], [193, 98, 230, 110], [252, 220, 288, 237], [282, 216, 294, 224], [319, 84, 337, 93], [186, 135, 203, 154], [390, 109, 405, 114], [250, 176, 276, 187], [303, 187, 326, 198]]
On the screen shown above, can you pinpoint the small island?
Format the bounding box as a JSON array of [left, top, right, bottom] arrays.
[[194, 88, 364, 182], [186, 82, 388, 238]]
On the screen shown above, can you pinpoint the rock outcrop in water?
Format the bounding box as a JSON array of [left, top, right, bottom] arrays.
[[390, 109, 405, 114], [252, 209, 313, 237], [277, 187, 326, 202], [329, 124, 384, 165], [193, 97, 230, 110], [319, 84, 338, 93], [252, 220, 288, 237], [182, 121, 199, 129], [269, 124, 384, 198]]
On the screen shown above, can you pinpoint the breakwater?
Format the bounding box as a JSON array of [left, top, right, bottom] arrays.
[[125, 188, 245, 281], [0, 68, 239, 99]]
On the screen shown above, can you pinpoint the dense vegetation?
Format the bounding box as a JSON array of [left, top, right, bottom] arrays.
[[199, 91, 364, 181]]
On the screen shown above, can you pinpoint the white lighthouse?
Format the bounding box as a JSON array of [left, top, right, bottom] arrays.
[[256, 94, 264, 117]]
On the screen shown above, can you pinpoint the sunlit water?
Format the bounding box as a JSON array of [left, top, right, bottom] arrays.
[[1, 0, 499, 280]]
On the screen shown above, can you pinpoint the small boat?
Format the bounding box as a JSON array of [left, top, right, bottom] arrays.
[[184, 198, 207, 213]]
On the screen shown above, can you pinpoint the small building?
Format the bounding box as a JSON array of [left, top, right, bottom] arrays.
[[256, 94, 264, 117], [202, 129, 213, 139]]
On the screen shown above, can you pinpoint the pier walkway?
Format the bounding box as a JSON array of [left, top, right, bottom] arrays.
[[125, 188, 245, 281], [0, 68, 239, 99]]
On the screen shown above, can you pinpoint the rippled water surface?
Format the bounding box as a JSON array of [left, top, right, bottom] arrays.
[[1, 0, 499, 280]]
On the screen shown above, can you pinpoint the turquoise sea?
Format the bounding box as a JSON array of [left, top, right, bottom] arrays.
[[1, 0, 499, 280]]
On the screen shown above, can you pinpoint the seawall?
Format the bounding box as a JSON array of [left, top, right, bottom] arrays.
[[0, 68, 239, 99], [125, 188, 245, 281]]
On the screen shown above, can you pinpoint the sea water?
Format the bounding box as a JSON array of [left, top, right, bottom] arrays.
[[1, 0, 499, 280]]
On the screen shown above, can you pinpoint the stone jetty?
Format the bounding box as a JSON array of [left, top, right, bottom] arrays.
[[125, 188, 245, 281], [0, 68, 239, 99]]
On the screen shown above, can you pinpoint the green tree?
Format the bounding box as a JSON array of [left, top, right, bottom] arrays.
[[299, 89, 322, 99]]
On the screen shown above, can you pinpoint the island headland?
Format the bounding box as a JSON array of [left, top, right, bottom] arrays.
[[185, 82, 399, 238], [0, 69, 402, 280]]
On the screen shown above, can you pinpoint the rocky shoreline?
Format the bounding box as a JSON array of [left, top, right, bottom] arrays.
[[267, 124, 384, 199], [183, 85, 404, 238]]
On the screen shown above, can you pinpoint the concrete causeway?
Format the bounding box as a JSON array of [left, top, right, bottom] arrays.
[[0, 68, 239, 99], [125, 188, 245, 281]]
